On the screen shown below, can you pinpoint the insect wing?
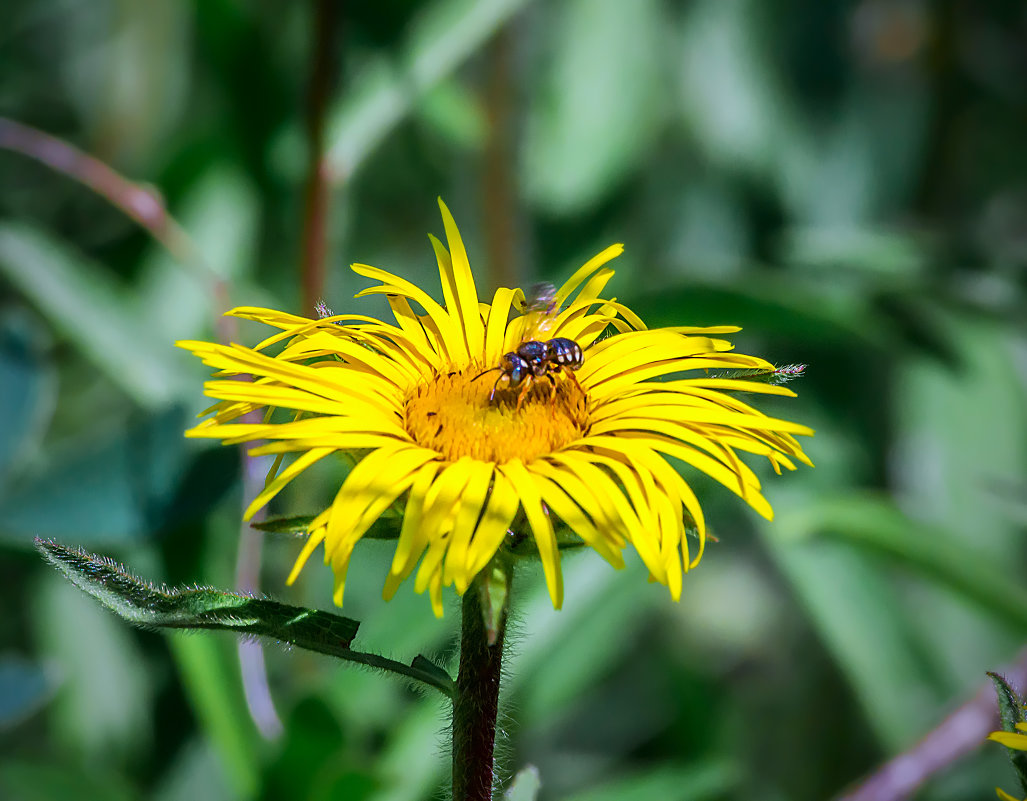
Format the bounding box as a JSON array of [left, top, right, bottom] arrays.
[[521, 281, 559, 341]]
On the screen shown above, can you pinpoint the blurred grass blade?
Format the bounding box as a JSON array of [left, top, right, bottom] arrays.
[[786, 493, 1027, 632], [0, 222, 187, 407], [987, 672, 1027, 796], [168, 635, 260, 799], [36, 539, 454, 697], [326, 0, 534, 179], [0, 311, 55, 481], [560, 762, 738, 801]]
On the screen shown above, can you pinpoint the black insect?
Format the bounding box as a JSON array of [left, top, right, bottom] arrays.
[[477, 337, 585, 410], [474, 283, 586, 410]]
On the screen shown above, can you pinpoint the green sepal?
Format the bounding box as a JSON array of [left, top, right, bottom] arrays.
[[988, 672, 1027, 796], [252, 513, 401, 540], [480, 560, 511, 647], [251, 515, 316, 536], [35, 539, 453, 697]]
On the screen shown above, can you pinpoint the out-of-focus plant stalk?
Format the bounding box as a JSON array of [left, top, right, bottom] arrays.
[[482, 27, 518, 294], [299, 0, 343, 315], [835, 647, 1027, 801], [235, 430, 284, 740], [0, 116, 233, 339]]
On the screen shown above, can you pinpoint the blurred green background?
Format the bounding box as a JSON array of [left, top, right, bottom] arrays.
[[2, 1, 1026, 800]]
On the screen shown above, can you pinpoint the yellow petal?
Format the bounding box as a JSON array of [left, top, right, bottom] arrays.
[[989, 731, 1027, 751], [485, 287, 522, 366], [437, 198, 485, 357], [390, 461, 443, 579], [444, 461, 494, 592], [351, 262, 469, 363], [530, 471, 624, 568], [243, 446, 335, 521], [553, 244, 624, 308], [500, 459, 563, 609], [466, 470, 521, 576]]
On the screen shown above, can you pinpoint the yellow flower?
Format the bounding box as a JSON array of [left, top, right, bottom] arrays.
[[177, 199, 812, 616]]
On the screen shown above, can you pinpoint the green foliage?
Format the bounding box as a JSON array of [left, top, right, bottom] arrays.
[[3, 0, 1027, 799]]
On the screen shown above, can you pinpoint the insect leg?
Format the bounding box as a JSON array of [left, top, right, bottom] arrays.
[[515, 376, 534, 412], [546, 372, 558, 409], [564, 368, 585, 397], [490, 372, 507, 402]]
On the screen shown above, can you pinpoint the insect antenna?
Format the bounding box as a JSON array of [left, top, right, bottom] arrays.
[[473, 365, 501, 382]]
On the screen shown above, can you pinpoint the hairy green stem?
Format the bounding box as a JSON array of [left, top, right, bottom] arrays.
[[452, 576, 510, 800]]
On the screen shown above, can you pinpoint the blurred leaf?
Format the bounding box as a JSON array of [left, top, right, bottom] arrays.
[[635, 280, 882, 350], [509, 558, 655, 725], [893, 319, 1027, 685], [63, 1, 190, 168], [260, 697, 346, 801], [0, 761, 135, 801], [327, 0, 535, 179], [415, 78, 487, 150], [153, 738, 235, 801], [261, 697, 382, 801], [523, 0, 665, 214], [780, 226, 926, 279], [784, 493, 1027, 633], [762, 523, 944, 750], [0, 406, 197, 547], [369, 697, 450, 801], [138, 165, 260, 343], [0, 654, 57, 730], [33, 572, 154, 763], [872, 291, 961, 366], [37, 539, 454, 696], [0, 222, 189, 406], [503, 765, 541, 801], [0, 309, 56, 480], [560, 761, 738, 801], [677, 0, 793, 179]]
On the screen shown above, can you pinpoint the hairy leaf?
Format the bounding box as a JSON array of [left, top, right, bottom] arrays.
[[35, 539, 453, 697]]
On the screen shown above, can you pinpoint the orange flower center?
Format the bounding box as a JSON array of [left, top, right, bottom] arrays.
[[405, 366, 589, 462]]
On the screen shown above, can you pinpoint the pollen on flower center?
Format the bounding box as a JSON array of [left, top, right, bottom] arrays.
[[404, 366, 589, 463]]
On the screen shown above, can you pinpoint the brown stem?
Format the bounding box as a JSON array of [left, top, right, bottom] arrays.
[[299, 0, 342, 314], [834, 646, 1027, 801], [452, 578, 510, 800]]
